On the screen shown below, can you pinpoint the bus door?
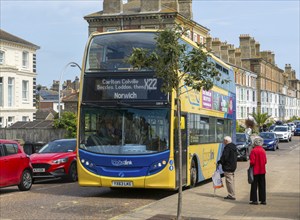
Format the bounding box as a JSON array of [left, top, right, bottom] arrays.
[[174, 113, 188, 187]]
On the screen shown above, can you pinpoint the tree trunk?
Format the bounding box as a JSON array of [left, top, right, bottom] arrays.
[[176, 90, 183, 220]]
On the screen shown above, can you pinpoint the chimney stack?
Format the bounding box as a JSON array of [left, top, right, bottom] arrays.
[[178, 0, 193, 19], [141, 0, 161, 12], [103, 0, 123, 14], [239, 34, 251, 59]]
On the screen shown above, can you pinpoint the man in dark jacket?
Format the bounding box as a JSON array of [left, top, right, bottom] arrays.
[[218, 136, 237, 200]]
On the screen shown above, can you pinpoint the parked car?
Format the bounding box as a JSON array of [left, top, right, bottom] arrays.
[[23, 141, 46, 155], [30, 139, 77, 182], [259, 132, 279, 151], [272, 126, 292, 142], [236, 133, 252, 161], [287, 122, 296, 133], [294, 124, 300, 136], [0, 139, 33, 191]]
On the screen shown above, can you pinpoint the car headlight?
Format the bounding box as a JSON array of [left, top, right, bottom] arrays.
[[267, 141, 274, 145], [53, 157, 68, 164]]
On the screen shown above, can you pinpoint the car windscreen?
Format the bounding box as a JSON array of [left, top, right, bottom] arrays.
[[274, 127, 288, 132], [39, 140, 76, 153], [260, 133, 274, 139]]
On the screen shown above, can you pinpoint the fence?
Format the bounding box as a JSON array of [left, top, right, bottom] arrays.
[[0, 128, 68, 143]]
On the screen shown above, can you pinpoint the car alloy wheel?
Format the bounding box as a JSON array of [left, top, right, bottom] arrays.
[[18, 169, 33, 191]]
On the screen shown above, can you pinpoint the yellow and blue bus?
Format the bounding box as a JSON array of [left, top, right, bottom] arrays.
[[77, 30, 236, 189]]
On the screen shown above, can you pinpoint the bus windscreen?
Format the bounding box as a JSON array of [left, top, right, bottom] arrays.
[[86, 32, 156, 72]]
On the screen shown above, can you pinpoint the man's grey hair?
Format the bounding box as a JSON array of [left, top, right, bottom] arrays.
[[224, 136, 232, 143], [253, 136, 264, 146]]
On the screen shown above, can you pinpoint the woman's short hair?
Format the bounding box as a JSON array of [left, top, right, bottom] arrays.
[[224, 136, 232, 143], [253, 136, 264, 146]]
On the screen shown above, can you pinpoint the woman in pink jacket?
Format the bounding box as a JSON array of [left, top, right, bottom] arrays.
[[249, 136, 267, 205]]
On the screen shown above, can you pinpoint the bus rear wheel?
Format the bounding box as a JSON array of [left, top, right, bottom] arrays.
[[190, 159, 198, 188]]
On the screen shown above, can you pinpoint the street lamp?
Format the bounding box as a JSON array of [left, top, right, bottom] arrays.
[[58, 62, 82, 119]]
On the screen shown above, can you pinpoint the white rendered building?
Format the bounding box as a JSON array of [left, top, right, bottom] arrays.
[[0, 29, 40, 127], [234, 67, 257, 124]]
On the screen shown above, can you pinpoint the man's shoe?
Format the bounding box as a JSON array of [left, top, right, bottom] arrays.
[[224, 196, 236, 200], [249, 201, 258, 205], [260, 201, 267, 205]]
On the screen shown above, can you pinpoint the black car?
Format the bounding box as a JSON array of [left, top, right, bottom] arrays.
[[236, 133, 252, 161], [23, 141, 45, 155]]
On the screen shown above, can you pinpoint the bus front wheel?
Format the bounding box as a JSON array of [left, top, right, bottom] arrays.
[[190, 159, 198, 188]]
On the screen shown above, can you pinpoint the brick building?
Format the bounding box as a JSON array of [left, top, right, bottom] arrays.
[[207, 34, 300, 121]]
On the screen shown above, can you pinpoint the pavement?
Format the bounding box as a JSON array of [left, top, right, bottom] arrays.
[[112, 140, 300, 220]]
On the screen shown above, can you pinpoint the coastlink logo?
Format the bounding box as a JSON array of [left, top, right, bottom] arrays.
[[111, 159, 133, 166]]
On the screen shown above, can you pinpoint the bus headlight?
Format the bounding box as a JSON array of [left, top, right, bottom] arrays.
[[81, 158, 97, 173], [148, 159, 168, 175]]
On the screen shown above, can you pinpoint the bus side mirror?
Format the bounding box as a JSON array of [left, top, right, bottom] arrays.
[[174, 116, 186, 129]]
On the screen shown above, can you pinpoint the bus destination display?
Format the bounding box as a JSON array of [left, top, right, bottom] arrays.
[[82, 76, 168, 103]]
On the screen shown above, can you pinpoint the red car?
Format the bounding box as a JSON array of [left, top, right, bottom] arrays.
[[0, 139, 33, 191], [30, 139, 77, 182]]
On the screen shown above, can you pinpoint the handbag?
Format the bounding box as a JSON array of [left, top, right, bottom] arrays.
[[247, 166, 254, 184], [212, 165, 223, 189]]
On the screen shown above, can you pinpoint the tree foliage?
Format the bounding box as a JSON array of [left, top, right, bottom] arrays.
[[250, 112, 271, 131], [53, 111, 77, 138]]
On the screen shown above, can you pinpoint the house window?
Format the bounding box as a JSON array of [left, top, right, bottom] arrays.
[[186, 30, 191, 39], [22, 51, 29, 68], [8, 116, 14, 127], [240, 88, 244, 101], [142, 25, 159, 29], [22, 116, 29, 121], [22, 80, 29, 101], [0, 77, 3, 106], [0, 50, 4, 64], [8, 77, 14, 107], [199, 36, 204, 44], [193, 33, 197, 42], [241, 106, 244, 118], [0, 117, 3, 128], [247, 90, 250, 101], [105, 27, 118, 32]]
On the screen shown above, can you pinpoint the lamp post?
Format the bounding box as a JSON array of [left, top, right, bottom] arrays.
[[58, 62, 81, 119]]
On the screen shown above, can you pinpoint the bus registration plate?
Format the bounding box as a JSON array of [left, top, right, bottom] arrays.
[[112, 181, 133, 187]]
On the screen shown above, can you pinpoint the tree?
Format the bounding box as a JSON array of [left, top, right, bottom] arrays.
[[53, 111, 77, 138], [128, 26, 229, 220], [250, 112, 271, 133], [236, 121, 245, 133]]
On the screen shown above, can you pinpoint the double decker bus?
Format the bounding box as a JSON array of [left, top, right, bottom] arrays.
[[77, 30, 236, 189]]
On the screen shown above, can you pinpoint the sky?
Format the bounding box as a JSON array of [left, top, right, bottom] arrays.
[[1, 0, 299, 87]]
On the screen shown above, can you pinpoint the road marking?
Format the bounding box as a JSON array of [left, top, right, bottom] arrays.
[[56, 200, 79, 210]]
